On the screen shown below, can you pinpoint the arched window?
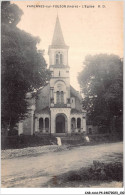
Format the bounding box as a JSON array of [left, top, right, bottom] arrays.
[[60, 54, 63, 64], [45, 118, 49, 129], [39, 118, 43, 130], [89, 128, 92, 134], [56, 54, 59, 64], [56, 91, 64, 104], [56, 91, 60, 103], [77, 118, 81, 129], [61, 91, 64, 103], [71, 118, 76, 130], [55, 52, 63, 65]]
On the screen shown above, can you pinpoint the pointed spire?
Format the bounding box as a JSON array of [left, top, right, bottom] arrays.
[[51, 15, 66, 46]]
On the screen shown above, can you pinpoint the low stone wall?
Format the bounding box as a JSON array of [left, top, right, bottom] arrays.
[[58, 133, 123, 145]]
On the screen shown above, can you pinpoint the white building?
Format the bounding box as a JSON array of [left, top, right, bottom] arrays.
[[18, 16, 86, 136]]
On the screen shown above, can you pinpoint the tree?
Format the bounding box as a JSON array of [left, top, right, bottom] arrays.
[[1, 2, 50, 132], [78, 54, 123, 134]]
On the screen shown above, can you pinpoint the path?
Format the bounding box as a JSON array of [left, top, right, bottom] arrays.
[[1, 142, 123, 187]]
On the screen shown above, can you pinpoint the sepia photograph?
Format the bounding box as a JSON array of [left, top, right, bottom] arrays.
[[1, 0, 123, 190]]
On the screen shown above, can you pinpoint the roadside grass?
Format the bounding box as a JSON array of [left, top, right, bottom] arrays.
[[1, 145, 69, 159], [2, 132, 123, 150], [46, 161, 123, 188], [2, 143, 123, 160]]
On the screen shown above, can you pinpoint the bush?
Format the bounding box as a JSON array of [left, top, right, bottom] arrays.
[[55, 161, 123, 186], [67, 172, 82, 181], [1, 134, 57, 149], [83, 161, 123, 181], [8, 129, 18, 136], [104, 162, 123, 181]]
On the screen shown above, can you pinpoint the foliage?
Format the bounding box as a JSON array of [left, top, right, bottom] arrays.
[[1, 135, 57, 150], [1, 2, 50, 131], [53, 161, 123, 186], [89, 161, 123, 181], [78, 54, 123, 132], [1, 1, 23, 26]]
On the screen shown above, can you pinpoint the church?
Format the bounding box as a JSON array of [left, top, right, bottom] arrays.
[[18, 16, 86, 135]]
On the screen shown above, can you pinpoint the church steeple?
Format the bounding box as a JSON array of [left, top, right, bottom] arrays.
[[51, 15, 66, 47], [49, 16, 70, 108], [48, 16, 69, 66]]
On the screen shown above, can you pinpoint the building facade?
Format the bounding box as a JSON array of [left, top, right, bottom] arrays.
[[18, 16, 86, 135]]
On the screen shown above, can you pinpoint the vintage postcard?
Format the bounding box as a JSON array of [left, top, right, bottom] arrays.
[[1, 0, 124, 193]]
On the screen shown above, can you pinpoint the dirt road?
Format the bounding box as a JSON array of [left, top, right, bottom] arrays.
[[1, 142, 123, 187]]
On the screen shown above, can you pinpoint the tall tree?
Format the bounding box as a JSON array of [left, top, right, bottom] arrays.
[[1, 2, 50, 131], [78, 54, 123, 134]]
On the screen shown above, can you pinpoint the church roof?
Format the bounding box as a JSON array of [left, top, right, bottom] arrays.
[[51, 16, 67, 47], [70, 85, 82, 101], [71, 109, 82, 114], [36, 106, 50, 114]]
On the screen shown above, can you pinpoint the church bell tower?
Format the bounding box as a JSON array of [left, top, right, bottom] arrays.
[[48, 16, 70, 107]]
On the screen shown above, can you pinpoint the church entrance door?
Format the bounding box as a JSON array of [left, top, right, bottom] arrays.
[[56, 115, 65, 133]]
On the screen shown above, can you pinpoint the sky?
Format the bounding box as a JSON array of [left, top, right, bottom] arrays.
[[12, 1, 123, 90]]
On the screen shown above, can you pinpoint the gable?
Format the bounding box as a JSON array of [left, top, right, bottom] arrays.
[[70, 85, 82, 112], [70, 85, 82, 100]]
